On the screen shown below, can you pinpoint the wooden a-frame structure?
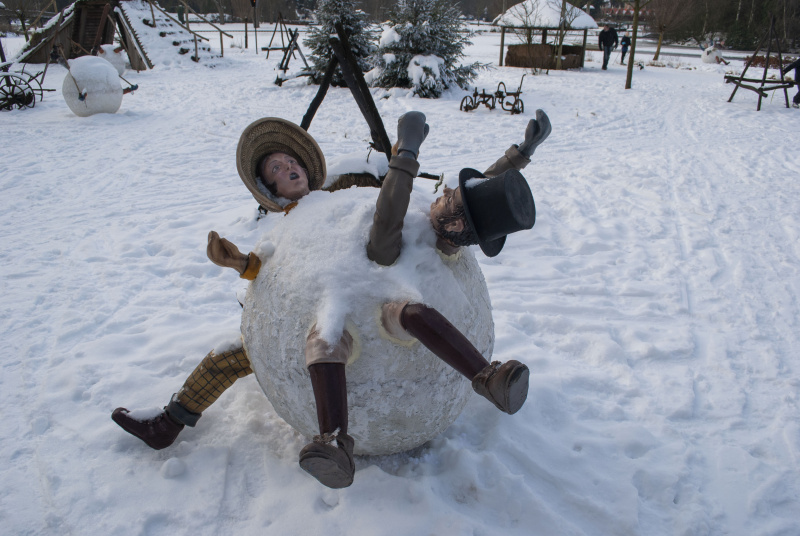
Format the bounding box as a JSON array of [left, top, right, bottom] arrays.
[[725, 16, 795, 111]]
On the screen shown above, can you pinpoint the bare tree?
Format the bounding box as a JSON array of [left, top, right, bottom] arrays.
[[4, 0, 49, 40], [503, 0, 544, 48], [648, 0, 696, 60], [555, 0, 592, 69], [625, 0, 655, 89]]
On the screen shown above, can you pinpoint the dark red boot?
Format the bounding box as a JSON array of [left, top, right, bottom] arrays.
[[298, 359, 355, 489], [112, 395, 200, 450]]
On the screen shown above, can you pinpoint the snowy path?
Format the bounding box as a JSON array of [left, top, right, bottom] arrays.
[[2, 32, 800, 535]]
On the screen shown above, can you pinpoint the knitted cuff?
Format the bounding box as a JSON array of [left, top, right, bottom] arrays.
[[166, 393, 202, 427], [240, 252, 262, 280]]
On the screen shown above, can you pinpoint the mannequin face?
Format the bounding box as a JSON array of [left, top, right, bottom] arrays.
[[260, 152, 310, 200], [430, 186, 466, 235]]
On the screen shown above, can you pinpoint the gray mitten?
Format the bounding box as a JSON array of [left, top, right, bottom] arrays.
[[517, 109, 552, 158], [395, 111, 430, 159]]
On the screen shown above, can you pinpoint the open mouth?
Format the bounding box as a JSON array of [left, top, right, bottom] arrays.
[[289, 172, 300, 181]]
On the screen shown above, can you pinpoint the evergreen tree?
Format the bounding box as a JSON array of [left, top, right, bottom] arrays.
[[370, 0, 483, 98], [304, 0, 377, 86]]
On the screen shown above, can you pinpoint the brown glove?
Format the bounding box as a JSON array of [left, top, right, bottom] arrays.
[[207, 231, 260, 279]]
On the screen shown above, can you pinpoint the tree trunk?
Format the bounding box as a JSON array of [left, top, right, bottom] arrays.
[[21, 17, 29, 41], [701, 0, 709, 36], [625, 0, 640, 89], [556, 0, 567, 70], [654, 30, 663, 61]]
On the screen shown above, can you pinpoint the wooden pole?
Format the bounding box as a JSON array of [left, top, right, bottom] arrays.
[[758, 17, 776, 111], [499, 27, 505, 66], [581, 29, 587, 68], [245, 18, 249, 49], [253, 5, 258, 53], [149, 0, 157, 27], [301, 57, 338, 131], [331, 22, 392, 158], [91, 4, 112, 55]]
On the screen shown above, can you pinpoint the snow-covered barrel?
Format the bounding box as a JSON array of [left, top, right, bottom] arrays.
[[241, 187, 494, 455], [62, 56, 123, 117]]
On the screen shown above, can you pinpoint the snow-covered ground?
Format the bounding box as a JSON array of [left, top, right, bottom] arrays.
[[2, 23, 799, 536]]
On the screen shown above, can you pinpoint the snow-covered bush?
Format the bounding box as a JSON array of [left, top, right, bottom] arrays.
[[304, 0, 376, 86], [370, 0, 483, 98]]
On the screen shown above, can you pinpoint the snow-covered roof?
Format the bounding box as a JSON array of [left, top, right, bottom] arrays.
[[493, 0, 598, 29]]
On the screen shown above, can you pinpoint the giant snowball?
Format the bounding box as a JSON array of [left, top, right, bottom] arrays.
[[62, 56, 122, 117], [241, 187, 494, 455], [701, 47, 723, 64], [97, 44, 129, 76]]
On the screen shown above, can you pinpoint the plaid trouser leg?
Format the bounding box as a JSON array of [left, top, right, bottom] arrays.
[[176, 345, 254, 414]]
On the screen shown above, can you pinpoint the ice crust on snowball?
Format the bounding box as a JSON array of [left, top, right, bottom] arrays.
[[62, 56, 123, 117], [241, 188, 494, 455]]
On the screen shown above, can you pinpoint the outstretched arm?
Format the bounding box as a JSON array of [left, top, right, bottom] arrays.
[[483, 109, 551, 177], [207, 231, 262, 280], [366, 112, 428, 267]]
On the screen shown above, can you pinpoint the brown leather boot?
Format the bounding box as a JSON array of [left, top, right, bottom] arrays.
[[298, 358, 354, 489], [299, 431, 355, 489], [471, 360, 530, 415], [111, 395, 200, 450]]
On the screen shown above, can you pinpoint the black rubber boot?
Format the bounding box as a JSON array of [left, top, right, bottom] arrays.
[[471, 360, 530, 415], [111, 395, 200, 450], [298, 362, 354, 489]]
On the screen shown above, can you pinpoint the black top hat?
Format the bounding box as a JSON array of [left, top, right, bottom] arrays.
[[458, 168, 536, 257]]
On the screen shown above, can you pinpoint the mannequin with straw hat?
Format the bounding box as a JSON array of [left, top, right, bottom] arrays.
[[111, 111, 552, 489]]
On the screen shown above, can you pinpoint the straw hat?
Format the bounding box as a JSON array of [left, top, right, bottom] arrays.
[[236, 118, 326, 212]]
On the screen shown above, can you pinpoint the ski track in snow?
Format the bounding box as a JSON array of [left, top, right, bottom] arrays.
[[1, 27, 800, 535]]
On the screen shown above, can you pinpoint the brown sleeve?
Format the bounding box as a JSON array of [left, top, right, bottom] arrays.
[[482, 145, 531, 177], [324, 173, 382, 192], [366, 155, 420, 267]]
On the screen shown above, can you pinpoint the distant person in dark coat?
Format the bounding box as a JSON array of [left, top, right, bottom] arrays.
[[620, 31, 631, 65], [782, 57, 800, 108], [598, 25, 619, 70]]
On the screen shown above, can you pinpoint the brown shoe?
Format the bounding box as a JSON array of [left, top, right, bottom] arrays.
[[112, 407, 185, 450], [472, 360, 529, 415], [299, 432, 355, 489]]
